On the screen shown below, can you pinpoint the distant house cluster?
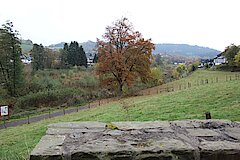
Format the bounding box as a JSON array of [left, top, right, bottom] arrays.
[[199, 53, 227, 68], [87, 53, 94, 66], [20, 52, 96, 67], [20, 54, 32, 64]]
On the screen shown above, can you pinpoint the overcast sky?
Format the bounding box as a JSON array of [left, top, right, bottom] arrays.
[[0, 0, 239, 51]]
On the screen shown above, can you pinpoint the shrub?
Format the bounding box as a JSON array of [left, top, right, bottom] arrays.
[[149, 67, 164, 86], [79, 75, 99, 88], [30, 76, 61, 93], [15, 88, 85, 109]]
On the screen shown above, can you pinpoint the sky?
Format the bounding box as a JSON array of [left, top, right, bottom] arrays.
[[0, 0, 239, 51]]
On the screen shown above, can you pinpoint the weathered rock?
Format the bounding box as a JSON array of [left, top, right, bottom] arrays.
[[224, 128, 240, 141], [30, 135, 65, 160], [199, 140, 240, 160], [187, 128, 220, 137], [30, 120, 240, 160]]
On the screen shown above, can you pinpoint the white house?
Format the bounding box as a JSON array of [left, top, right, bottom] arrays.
[[213, 55, 226, 65], [20, 54, 32, 64], [87, 56, 94, 66]]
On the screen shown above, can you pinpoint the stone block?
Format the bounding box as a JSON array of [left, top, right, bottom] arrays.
[[30, 120, 240, 160]]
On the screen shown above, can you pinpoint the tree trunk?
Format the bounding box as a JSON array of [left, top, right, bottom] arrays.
[[118, 83, 123, 97]]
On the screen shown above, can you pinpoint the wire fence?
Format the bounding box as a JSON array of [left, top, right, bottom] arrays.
[[138, 73, 240, 96]]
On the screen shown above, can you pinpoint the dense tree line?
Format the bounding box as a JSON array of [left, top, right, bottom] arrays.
[[31, 44, 57, 71], [60, 41, 87, 68], [32, 41, 87, 71], [0, 21, 24, 97]]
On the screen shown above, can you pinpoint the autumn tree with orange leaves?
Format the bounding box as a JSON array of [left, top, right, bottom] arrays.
[[96, 18, 155, 96]]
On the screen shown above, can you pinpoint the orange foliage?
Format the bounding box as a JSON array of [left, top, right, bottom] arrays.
[[96, 17, 155, 96]]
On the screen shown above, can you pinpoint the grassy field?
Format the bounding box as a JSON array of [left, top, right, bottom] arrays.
[[139, 69, 240, 95], [0, 70, 240, 159], [21, 43, 33, 54]]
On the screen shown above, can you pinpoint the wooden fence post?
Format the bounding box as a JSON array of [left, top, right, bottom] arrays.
[[3, 116, 6, 128], [205, 112, 211, 119], [28, 115, 30, 124]]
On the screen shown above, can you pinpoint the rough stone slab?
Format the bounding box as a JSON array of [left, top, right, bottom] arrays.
[[224, 128, 240, 141], [200, 140, 240, 151], [199, 140, 240, 160], [47, 128, 105, 135], [113, 121, 171, 130], [187, 128, 220, 137], [30, 120, 240, 160], [48, 122, 106, 129], [172, 119, 233, 129], [30, 135, 65, 160]]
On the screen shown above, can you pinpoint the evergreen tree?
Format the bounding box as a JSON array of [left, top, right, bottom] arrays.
[[59, 43, 69, 68], [32, 43, 45, 71], [68, 41, 78, 66], [0, 21, 24, 97], [79, 45, 87, 68], [32, 44, 55, 70], [93, 53, 98, 63], [67, 41, 87, 67]]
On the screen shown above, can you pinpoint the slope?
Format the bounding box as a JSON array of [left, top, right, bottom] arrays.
[[0, 70, 239, 160]]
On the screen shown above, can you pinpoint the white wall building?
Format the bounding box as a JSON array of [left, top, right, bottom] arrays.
[[214, 56, 226, 65]]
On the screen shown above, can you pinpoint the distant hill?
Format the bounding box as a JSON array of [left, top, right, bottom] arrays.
[[153, 44, 220, 59], [48, 42, 65, 49], [21, 39, 33, 54], [80, 41, 97, 56], [48, 41, 220, 59]]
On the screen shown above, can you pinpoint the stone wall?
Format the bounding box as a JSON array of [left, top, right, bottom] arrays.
[[30, 120, 240, 160]]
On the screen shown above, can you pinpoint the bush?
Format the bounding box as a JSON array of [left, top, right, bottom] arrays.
[[79, 75, 99, 88], [215, 64, 240, 72], [149, 67, 164, 86], [15, 88, 85, 109], [30, 76, 61, 93], [77, 66, 87, 71]]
